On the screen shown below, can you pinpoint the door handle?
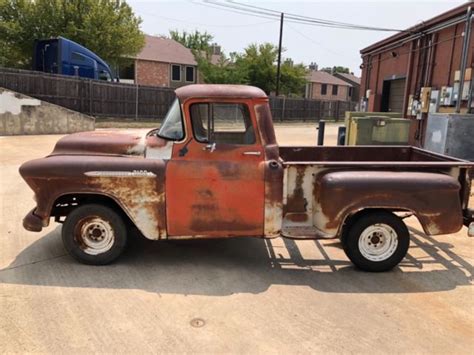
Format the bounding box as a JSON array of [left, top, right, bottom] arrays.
[[242, 151, 261, 156], [202, 142, 216, 152]]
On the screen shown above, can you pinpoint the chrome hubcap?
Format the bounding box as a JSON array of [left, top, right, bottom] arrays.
[[78, 217, 114, 255], [358, 223, 398, 262]]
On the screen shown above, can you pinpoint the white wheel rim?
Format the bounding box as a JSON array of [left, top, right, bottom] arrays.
[[358, 223, 398, 262], [76, 217, 115, 255]]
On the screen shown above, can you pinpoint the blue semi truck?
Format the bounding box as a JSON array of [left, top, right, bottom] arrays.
[[33, 36, 116, 81]]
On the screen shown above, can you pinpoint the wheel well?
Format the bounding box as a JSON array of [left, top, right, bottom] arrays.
[[340, 208, 414, 238], [51, 193, 131, 224]]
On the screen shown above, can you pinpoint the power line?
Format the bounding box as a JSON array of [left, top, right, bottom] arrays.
[[189, 0, 280, 22], [202, 0, 408, 32], [144, 11, 277, 28], [286, 23, 349, 58], [227, 0, 404, 31]]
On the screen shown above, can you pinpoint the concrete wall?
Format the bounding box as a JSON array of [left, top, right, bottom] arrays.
[[0, 88, 94, 136]]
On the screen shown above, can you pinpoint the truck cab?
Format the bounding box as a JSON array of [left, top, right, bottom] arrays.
[[19, 85, 474, 271]]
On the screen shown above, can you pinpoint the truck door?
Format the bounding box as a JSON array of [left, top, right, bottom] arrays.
[[166, 100, 265, 237]]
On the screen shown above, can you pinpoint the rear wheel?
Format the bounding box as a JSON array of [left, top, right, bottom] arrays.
[[342, 211, 409, 272], [62, 204, 128, 265]]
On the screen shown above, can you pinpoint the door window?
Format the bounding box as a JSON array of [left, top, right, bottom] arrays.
[[190, 103, 255, 145]]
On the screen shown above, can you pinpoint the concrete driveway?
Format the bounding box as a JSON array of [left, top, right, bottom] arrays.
[[1, 126, 473, 353]]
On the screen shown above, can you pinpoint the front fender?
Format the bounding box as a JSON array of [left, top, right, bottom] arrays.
[[19, 155, 167, 240], [314, 170, 463, 236]]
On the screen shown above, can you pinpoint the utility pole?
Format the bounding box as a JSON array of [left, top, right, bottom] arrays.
[[275, 12, 284, 96]]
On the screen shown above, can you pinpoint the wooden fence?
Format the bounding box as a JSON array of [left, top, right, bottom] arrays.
[[0, 67, 355, 121]]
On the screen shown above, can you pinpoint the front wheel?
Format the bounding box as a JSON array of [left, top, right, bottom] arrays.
[[62, 204, 128, 265], [342, 211, 409, 272]]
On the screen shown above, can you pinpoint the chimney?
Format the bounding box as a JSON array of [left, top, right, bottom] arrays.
[[210, 43, 221, 55], [308, 62, 318, 71]]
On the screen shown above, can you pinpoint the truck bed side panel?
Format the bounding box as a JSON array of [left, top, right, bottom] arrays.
[[315, 170, 463, 236]]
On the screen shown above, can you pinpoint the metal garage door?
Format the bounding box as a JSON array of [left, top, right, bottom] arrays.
[[388, 78, 406, 113]]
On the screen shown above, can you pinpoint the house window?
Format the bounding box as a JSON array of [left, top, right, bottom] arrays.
[[185, 66, 195, 82], [171, 64, 181, 81], [332, 85, 338, 95], [321, 84, 327, 95], [348, 87, 353, 98]]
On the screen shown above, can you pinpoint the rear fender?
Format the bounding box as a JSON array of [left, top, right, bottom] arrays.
[[314, 171, 463, 236]]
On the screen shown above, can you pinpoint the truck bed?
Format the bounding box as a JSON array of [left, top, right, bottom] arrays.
[[279, 146, 473, 166], [278, 145, 473, 239]]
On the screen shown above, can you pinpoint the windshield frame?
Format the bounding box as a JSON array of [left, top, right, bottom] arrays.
[[156, 98, 185, 141]]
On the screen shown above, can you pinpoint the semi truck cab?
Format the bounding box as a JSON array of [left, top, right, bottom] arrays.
[[33, 36, 115, 81]]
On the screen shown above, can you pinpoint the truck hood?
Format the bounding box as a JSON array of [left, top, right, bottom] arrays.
[[50, 130, 168, 157]]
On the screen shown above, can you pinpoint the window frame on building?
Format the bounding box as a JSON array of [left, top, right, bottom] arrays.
[[332, 85, 338, 96], [171, 64, 181, 82], [321, 84, 327, 95], [185, 66, 195, 83]]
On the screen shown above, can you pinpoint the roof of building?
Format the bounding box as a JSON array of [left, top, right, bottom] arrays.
[[334, 72, 361, 85], [175, 84, 267, 101], [360, 2, 470, 55], [136, 35, 197, 65], [306, 70, 352, 86]]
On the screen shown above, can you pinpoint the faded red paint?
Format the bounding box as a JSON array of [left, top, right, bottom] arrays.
[[166, 97, 265, 237]]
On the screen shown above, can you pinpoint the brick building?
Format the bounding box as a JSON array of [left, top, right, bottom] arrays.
[[120, 35, 197, 88], [305, 70, 352, 101], [360, 2, 474, 116], [333, 72, 361, 103]]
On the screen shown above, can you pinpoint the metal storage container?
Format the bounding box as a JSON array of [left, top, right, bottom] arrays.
[[344, 111, 402, 145], [345, 116, 411, 145], [424, 113, 474, 161]]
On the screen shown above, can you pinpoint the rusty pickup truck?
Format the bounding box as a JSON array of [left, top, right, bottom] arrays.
[[20, 85, 474, 271]]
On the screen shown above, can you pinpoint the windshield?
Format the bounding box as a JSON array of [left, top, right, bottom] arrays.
[[158, 99, 184, 140]]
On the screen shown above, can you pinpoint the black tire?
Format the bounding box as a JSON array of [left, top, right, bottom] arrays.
[[61, 204, 128, 265], [342, 211, 409, 272]]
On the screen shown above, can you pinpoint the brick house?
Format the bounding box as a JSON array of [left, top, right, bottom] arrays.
[[333, 72, 361, 103], [120, 35, 197, 88], [305, 70, 352, 101]]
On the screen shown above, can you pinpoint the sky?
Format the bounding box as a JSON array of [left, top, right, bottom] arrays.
[[128, 0, 467, 76]]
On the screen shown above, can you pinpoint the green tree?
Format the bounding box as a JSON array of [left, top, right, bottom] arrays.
[[171, 30, 307, 96], [197, 53, 247, 85], [169, 29, 213, 55], [236, 43, 278, 94], [0, 0, 144, 68], [280, 60, 307, 97], [237, 43, 307, 95], [320, 66, 351, 74]]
